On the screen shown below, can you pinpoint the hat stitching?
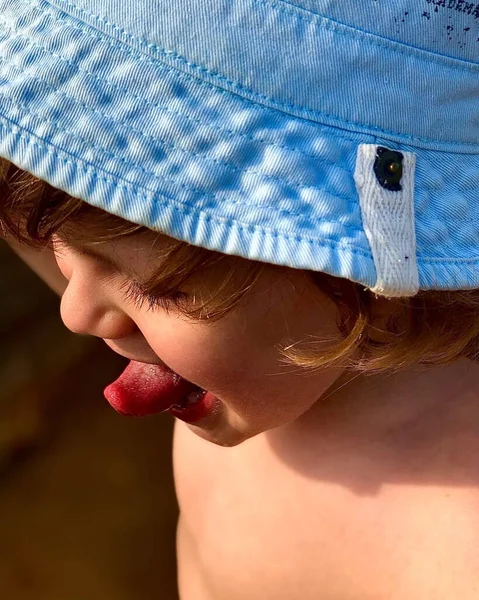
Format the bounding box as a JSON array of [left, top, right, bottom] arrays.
[[0, 71, 361, 215], [49, 0, 479, 73], [0, 94, 365, 231], [0, 24, 376, 159], [2, 49, 476, 204], [0, 67, 356, 191], [4, 117, 479, 269], [254, 0, 479, 71], [420, 255, 479, 264], [4, 11, 478, 151], [0, 118, 376, 256]]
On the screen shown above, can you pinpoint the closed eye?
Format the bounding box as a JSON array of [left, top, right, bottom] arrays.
[[123, 279, 188, 312]]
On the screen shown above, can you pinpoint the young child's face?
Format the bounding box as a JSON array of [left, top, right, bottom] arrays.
[[53, 231, 344, 446]]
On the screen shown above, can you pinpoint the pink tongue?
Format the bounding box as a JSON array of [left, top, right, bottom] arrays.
[[104, 360, 198, 417]]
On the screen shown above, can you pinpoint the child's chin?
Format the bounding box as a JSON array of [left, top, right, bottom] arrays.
[[175, 400, 270, 447], [185, 420, 258, 448]]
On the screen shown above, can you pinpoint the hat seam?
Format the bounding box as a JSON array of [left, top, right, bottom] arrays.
[[3, 116, 479, 269], [7, 85, 474, 215], [254, 0, 479, 70], [49, 0, 479, 73], [13, 1, 475, 150], [0, 86, 362, 232], [0, 83, 358, 205], [5, 58, 475, 224], [0, 57, 358, 188], [0, 76, 364, 230], [0, 22, 383, 160], [0, 118, 374, 253], [419, 255, 479, 264]]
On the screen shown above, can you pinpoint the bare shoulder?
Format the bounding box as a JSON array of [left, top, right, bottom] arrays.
[[174, 360, 479, 600]]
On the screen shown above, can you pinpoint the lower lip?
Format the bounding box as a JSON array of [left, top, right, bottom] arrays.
[[168, 391, 217, 423]]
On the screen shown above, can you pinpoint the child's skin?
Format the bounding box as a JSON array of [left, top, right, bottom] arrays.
[[10, 232, 479, 599]]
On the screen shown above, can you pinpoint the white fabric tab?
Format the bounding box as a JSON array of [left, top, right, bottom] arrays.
[[354, 144, 418, 297]]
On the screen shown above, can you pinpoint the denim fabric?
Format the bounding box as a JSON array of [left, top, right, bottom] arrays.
[[0, 0, 477, 294]]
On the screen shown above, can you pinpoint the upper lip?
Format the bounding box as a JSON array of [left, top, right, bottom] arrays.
[[103, 339, 163, 366], [103, 341, 203, 390]]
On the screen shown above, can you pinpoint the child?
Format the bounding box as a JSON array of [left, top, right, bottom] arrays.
[[1, 0, 478, 597]]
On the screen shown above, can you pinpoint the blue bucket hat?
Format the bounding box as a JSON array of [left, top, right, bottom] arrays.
[[0, 0, 477, 297]]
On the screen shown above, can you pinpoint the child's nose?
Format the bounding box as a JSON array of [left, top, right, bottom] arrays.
[[59, 275, 138, 340]]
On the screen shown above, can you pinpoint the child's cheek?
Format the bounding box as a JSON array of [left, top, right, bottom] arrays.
[[136, 312, 269, 399], [134, 308, 342, 435], [135, 313, 277, 424], [136, 313, 236, 389]]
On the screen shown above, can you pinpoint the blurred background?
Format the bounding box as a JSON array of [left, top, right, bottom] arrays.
[[0, 243, 179, 599]]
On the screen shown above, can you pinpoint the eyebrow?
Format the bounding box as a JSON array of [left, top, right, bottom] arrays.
[[66, 240, 143, 281], [61, 236, 190, 300]]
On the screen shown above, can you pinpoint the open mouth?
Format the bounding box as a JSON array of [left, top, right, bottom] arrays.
[[170, 381, 207, 410], [168, 388, 216, 423], [103, 360, 216, 423]]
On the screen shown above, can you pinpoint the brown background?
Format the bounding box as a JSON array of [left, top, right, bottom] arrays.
[[0, 243, 179, 599]]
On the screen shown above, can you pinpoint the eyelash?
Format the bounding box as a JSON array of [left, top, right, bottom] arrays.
[[123, 280, 187, 312]]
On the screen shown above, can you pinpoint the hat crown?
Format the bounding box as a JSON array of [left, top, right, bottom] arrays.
[[51, 0, 478, 63], [287, 0, 478, 62], [45, 0, 478, 150]]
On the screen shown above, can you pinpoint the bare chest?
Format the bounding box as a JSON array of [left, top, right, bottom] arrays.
[[173, 422, 479, 600]]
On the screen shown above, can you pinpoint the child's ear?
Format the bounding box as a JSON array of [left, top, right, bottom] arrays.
[[6, 240, 68, 296]]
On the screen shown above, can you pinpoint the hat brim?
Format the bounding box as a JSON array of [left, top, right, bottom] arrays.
[[0, 0, 478, 294]]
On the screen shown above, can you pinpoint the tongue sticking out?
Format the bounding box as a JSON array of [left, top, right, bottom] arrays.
[[104, 360, 202, 417]]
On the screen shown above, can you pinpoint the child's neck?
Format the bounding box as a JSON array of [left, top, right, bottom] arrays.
[[303, 357, 479, 430], [269, 358, 479, 495]]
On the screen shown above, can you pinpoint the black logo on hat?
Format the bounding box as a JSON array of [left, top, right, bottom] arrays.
[[425, 0, 479, 20]]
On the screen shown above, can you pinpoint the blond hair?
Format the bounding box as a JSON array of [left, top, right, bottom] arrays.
[[2, 157, 479, 375]]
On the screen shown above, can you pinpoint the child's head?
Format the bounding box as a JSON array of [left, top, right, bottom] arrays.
[[2, 160, 479, 446], [0, 1, 477, 445]]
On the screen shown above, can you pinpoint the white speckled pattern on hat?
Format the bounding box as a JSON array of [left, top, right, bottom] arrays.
[[0, 0, 477, 296]]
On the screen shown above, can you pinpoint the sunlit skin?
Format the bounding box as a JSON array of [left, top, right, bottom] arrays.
[[51, 232, 346, 446], [9, 233, 479, 598]]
